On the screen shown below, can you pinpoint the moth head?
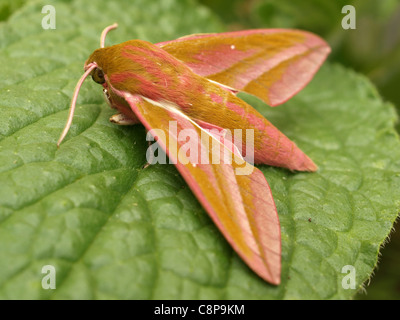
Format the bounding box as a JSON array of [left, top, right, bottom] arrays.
[[84, 49, 108, 84], [57, 23, 118, 147]]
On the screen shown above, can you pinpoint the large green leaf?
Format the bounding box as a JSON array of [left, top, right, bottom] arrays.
[[357, 222, 400, 300], [0, 0, 399, 299]]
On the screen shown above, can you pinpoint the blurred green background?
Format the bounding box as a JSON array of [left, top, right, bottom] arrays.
[[199, 0, 400, 299]]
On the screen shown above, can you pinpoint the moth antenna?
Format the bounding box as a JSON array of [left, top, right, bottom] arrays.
[[100, 23, 118, 48], [57, 63, 98, 147]]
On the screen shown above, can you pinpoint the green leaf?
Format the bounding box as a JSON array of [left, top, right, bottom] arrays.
[[0, 0, 399, 300], [357, 222, 400, 300]]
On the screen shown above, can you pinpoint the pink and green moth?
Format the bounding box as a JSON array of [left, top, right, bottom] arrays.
[[58, 24, 330, 285]]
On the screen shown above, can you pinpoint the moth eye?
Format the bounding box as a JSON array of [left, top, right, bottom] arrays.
[[92, 68, 105, 84]]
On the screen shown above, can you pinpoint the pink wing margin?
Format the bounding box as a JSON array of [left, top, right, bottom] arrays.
[[157, 29, 331, 106], [120, 92, 281, 285]]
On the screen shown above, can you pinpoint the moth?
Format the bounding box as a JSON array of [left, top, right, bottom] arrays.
[[58, 24, 330, 285]]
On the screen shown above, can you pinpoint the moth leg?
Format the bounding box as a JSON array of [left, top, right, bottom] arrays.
[[104, 87, 141, 125], [109, 113, 138, 125], [103, 88, 116, 108]]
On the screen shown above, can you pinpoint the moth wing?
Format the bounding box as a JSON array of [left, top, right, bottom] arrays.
[[121, 93, 281, 285], [157, 29, 330, 106]]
